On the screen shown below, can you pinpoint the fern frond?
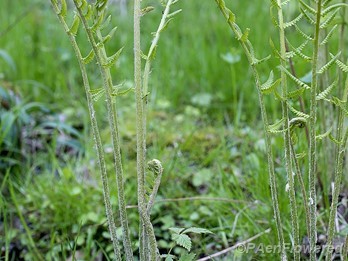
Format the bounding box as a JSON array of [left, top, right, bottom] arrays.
[[320, 24, 338, 44], [82, 49, 95, 64], [269, 38, 283, 60], [76, 0, 87, 10], [288, 40, 311, 61], [252, 55, 271, 65], [261, 71, 276, 93], [89, 88, 105, 102], [102, 47, 124, 68], [83, 4, 93, 19], [284, 14, 303, 28], [330, 97, 348, 115], [317, 51, 341, 74], [295, 25, 314, 40], [90, 12, 104, 33], [68, 13, 80, 36], [300, 0, 317, 15], [268, 118, 286, 134], [322, 0, 334, 7], [329, 133, 341, 145], [320, 8, 340, 28], [279, 66, 311, 89], [239, 28, 250, 42], [287, 87, 306, 99], [321, 3, 348, 17], [332, 55, 348, 72], [316, 79, 338, 100], [58, 0, 67, 17], [288, 103, 310, 118], [316, 127, 332, 141], [301, 8, 316, 24]]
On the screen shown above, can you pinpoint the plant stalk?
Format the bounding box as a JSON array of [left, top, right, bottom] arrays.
[[134, 0, 158, 260], [214, 0, 287, 259], [73, 1, 134, 259], [309, 1, 323, 259]]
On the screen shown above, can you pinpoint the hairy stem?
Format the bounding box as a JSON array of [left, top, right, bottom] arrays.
[[325, 76, 348, 261], [134, 0, 158, 260], [309, 1, 323, 259], [72, 1, 134, 259], [50, 2, 122, 258], [275, 1, 299, 259], [214, 0, 287, 259]]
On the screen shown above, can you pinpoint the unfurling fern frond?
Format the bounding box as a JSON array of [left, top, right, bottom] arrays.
[[316, 79, 338, 100], [287, 103, 310, 118], [261, 71, 281, 94], [317, 51, 341, 74], [268, 118, 286, 134], [279, 66, 311, 89]]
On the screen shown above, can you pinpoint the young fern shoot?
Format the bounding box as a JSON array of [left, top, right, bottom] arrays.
[[134, 0, 181, 260], [213, 0, 287, 259], [272, 1, 300, 259], [51, 0, 133, 260]]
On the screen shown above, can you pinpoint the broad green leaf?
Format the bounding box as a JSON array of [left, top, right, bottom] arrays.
[[172, 233, 192, 251]]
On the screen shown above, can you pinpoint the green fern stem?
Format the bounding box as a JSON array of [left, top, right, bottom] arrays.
[[290, 143, 310, 238], [134, 0, 158, 260], [275, 1, 300, 259], [214, 0, 287, 259], [309, 1, 323, 260], [72, 1, 134, 259], [137, 1, 174, 259], [50, 1, 122, 259], [325, 76, 348, 261]]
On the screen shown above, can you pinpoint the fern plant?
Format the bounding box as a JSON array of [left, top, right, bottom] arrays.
[[50, 0, 181, 260], [214, 0, 348, 260]]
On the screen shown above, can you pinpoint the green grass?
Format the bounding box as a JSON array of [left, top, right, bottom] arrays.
[[1, 0, 346, 260]]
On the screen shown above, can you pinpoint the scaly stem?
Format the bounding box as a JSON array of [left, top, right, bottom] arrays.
[[275, 1, 299, 259], [214, 0, 287, 259], [134, 0, 158, 260], [50, 2, 122, 258], [73, 1, 134, 259], [309, 1, 323, 260]]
